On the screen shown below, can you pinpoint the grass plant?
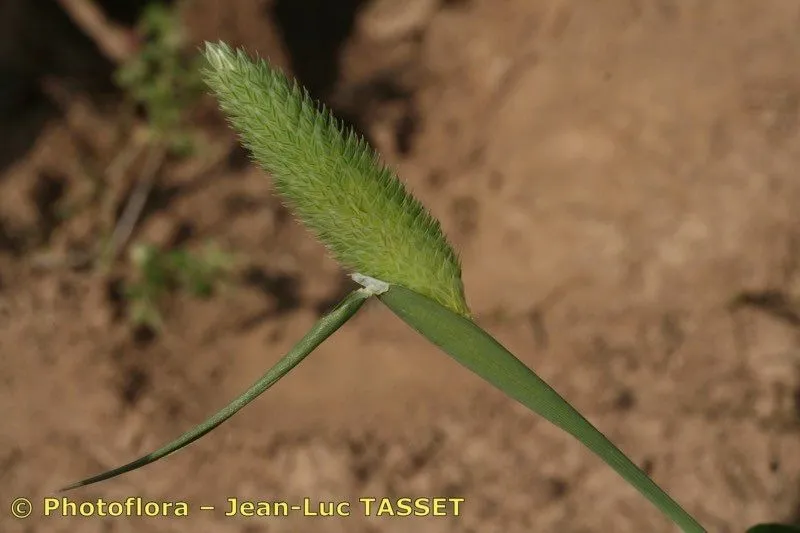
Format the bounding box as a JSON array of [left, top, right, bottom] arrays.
[[58, 42, 800, 533]]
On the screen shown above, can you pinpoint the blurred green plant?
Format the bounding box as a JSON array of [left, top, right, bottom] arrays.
[[92, 3, 213, 280], [114, 2, 204, 155], [124, 241, 234, 329]]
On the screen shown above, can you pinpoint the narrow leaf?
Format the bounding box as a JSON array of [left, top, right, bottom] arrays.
[[59, 288, 370, 491], [379, 284, 706, 533]]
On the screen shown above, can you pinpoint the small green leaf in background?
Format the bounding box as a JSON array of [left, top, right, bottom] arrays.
[[747, 525, 800, 533], [166, 242, 235, 297], [124, 242, 234, 329], [115, 2, 205, 152]]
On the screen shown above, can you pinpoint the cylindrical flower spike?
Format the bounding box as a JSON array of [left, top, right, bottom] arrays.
[[202, 42, 470, 317]]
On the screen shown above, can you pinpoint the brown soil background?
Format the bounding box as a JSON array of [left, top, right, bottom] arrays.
[[2, 1, 800, 532]]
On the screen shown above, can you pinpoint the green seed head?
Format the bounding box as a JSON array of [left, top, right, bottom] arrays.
[[202, 42, 470, 317]]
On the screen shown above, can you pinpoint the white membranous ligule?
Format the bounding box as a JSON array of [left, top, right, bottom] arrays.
[[351, 273, 390, 295]]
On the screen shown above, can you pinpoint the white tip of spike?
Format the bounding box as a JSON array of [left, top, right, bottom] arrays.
[[204, 42, 237, 72]]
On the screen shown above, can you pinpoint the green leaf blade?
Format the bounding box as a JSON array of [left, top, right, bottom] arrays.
[[59, 288, 371, 492], [379, 284, 706, 533]]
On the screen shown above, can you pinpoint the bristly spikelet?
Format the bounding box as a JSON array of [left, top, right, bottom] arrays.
[[202, 42, 470, 317]]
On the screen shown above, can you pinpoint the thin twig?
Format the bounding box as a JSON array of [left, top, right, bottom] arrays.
[[100, 142, 167, 270], [54, 0, 137, 64], [101, 130, 150, 226]]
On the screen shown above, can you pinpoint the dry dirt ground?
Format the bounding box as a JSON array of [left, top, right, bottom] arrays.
[[2, 1, 800, 532]]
